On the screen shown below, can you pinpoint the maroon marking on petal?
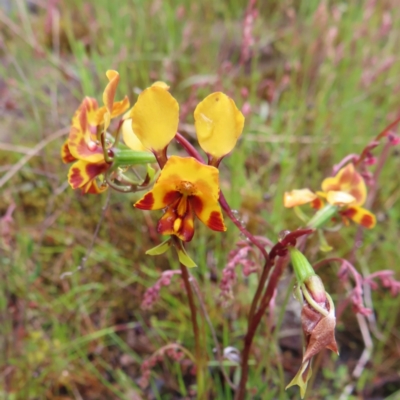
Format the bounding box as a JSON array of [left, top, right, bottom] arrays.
[[79, 104, 88, 132], [86, 162, 108, 179], [360, 214, 374, 228], [163, 191, 181, 205], [157, 207, 176, 233], [135, 192, 155, 209], [207, 211, 225, 231], [62, 143, 76, 163], [341, 208, 356, 218], [180, 202, 195, 242], [69, 167, 84, 188], [190, 196, 203, 215], [311, 198, 323, 209]]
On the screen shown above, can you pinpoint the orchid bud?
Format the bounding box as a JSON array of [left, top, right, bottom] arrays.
[[286, 247, 338, 399]]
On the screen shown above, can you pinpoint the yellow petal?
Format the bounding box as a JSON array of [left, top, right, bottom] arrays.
[[122, 119, 149, 152], [326, 190, 356, 206], [194, 92, 245, 160], [152, 81, 170, 90], [68, 159, 109, 192], [321, 164, 367, 206], [135, 156, 220, 209], [110, 97, 130, 118], [68, 98, 104, 163], [341, 206, 376, 228], [94, 70, 130, 129], [103, 70, 119, 116], [135, 185, 180, 211], [191, 195, 226, 232], [130, 86, 179, 152], [284, 189, 317, 208]]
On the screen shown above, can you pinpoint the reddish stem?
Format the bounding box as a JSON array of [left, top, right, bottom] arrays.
[[355, 115, 400, 167], [234, 256, 288, 400]]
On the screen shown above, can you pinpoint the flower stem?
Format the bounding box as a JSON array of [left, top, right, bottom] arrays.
[[307, 204, 338, 229], [234, 256, 288, 400], [179, 262, 206, 399]]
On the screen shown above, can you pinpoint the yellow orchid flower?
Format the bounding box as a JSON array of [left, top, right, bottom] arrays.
[[62, 71, 130, 194], [284, 163, 376, 228], [134, 156, 226, 242], [194, 92, 245, 165]]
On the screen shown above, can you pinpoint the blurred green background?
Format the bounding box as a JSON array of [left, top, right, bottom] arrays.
[[0, 0, 399, 399]]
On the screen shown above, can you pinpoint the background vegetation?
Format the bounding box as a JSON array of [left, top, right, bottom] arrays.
[[0, 0, 399, 398]]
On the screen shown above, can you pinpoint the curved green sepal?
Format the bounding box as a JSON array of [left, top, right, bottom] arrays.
[[293, 205, 309, 223], [146, 164, 156, 181], [146, 239, 172, 256], [318, 230, 333, 252], [177, 247, 197, 268]]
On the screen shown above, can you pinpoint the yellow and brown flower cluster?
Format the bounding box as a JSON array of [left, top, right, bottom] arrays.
[[62, 70, 245, 243]]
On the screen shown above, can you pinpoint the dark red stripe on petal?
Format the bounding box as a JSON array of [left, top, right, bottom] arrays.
[[86, 162, 109, 179], [61, 142, 76, 163], [79, 103, 88, 133], [157, 207, 176, 234], [207, 210, 226, 232], [135, 192, 155, 209], [180, 203, 195, 242], [69, 167, 84, 188], [341, 208, 356, 218], [157, 202, 195, 242], [190, 195, 203, 215], [311, 198, 323, 210], [163, 190, 181, 205]]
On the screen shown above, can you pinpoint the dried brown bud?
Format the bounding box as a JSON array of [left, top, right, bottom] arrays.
[[301, 292, 338, 363]]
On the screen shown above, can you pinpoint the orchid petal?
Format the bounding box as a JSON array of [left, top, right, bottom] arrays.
[[340, 206, 376, 228], [68, 159, 109, 193], [68, 98, 104, 163], [130, 86, 179, 153], [191, 195, 226, 232], [321, 164, 367, 205], [157, 199, 195, 242], [326, 190, 356, 206], [194, 92, 244, 160], [122, 119, 149, 152], [284, 189, 317, 208], [61, 140, 77, 164]]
